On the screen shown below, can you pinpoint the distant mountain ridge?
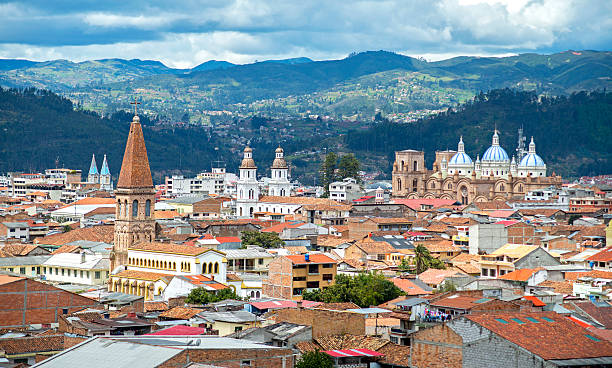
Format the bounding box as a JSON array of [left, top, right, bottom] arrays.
[[0, 50, 610, 119]]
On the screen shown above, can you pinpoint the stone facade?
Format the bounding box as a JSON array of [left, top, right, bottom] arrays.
[[392, 148, 562, 204]]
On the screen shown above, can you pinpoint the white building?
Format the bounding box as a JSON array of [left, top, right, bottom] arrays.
[[42, 253, 110, 285], [1, 222, 30, 242], [268, 147, 292, 197], [165, 168, 237, 197], [235, 147, 259, 218], [329, 177, 363, 202]]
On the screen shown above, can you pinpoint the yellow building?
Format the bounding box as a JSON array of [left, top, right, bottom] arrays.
[[0, 255, 48, 278], [478, 243, 560, 278]]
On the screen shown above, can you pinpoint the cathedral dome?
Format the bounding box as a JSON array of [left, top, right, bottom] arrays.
[[449, 152, 473, 165], [482, 130, 509, 162], [519, 137, 545, 167], [240, 146, 257, 169], [448, 136, 472, 165], [519, 153, 545, 167]]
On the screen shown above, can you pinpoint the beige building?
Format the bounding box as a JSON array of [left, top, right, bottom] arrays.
[[263, 254, 337, 300]]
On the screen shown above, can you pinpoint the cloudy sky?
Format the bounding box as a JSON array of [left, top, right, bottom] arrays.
[[0, 0, 610, 68]]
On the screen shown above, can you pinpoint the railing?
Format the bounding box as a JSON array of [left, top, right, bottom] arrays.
[[390, 327, 408, 336]]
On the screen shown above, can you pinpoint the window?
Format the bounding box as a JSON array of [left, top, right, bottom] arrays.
[[258, 259, 264, 265], [490, 269, 496, 277], [240, 360, 250, 367], [293, 277, 306, 281], [235, 327, 243, 332], [55, 268, 58, 275], [86, 271, 90, 278], [61, 269, 65, 276], [308, 264, 319, 274], [145, 199, 151, 217], [20, 267, 26, 274], [482, 269, 489, 276], [214, 262, 219, 273], [95, 271, 101, 279], [132, 200, 138, 218], [322, 274, 333, 281], [322, 264, 333, 268], [80, 270, 83, 278], [293, 288, 304, 295]]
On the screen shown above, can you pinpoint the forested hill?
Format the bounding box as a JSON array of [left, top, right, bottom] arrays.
[[345, 89, 612, 177], [0, 88, 237, 182]]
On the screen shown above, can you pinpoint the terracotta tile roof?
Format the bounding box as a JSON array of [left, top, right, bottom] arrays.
[[181, 275, 228, 290], [564, 301, 612, 329], [430, 295, 485, 310], [283, 245, 309, 254], [298, 334, 389, 352], [499, 268, 543, 282], [159, 306, 203, 320], [286, 254, 337, 264], [226, 273, 242, 281], [587, 247, 612, 262], [129, 241, 220, 256], [518, 209, 564, 217], [258, 196, 344, 206], [261, 221, 305, 233], [317, 237, 354, 248], [565, 270, 612, 281], [112, 269, 174, 282], [312, 302, 361, 310], [84, 207, 116, 217], [466, 311, 612, 360], [144, 301, 169, 312], [391, 277, 433, 295], [392, 198, 459, 211], [0, 274, 24, 285], [421, 240, 460, 253], [0, 243, 44, 257], [0, 335, 64, 355], [117, 117, 154, 188], [35, 225, 114, 246], [451, 253, 481, 263], [538, 280, 574, 294], [376, 342, 411, 366], [352, 240, 396, 255], [418, 268, 466, 286], [439, 217, 476, 226], [51, 244, 82, 255], [369, 217, 414, 224], [472, 200, 511, 210], [64, 197, 117, 207], [155, 210, 181, 219], [454, 263, 481, 275]]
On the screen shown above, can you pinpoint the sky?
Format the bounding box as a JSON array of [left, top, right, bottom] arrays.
[[0, 0, 610, 68]]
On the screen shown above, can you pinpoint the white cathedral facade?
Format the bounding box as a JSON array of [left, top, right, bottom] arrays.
[[235, 146, 291, 218]]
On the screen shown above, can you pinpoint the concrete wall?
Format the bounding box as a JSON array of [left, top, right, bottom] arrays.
[[469, 224, 507, 255], [515, 247, 560, 269]]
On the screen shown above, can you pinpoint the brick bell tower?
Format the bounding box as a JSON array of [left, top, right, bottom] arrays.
[[111, 113, 156, 271]]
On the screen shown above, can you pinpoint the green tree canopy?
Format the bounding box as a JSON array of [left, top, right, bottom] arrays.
[[295, 351, 333, 368], [338, 153, 361, 183], [185, 287, 240, 305], [320, 151, 338, 197], [302, 272, 403, 307], [240, 230, 284, 249], [414, 245, 446, 274]]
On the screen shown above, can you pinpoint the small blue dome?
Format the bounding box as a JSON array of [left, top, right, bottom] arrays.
[[519, 153, 545, 167], [482, 146, 509, 161], [449, 152, 473, 165]]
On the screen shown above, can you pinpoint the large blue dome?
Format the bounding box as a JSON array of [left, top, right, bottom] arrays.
[[449, 152, 473, 165], [482, 145, 509, 161], [519, 153, 545, 167]]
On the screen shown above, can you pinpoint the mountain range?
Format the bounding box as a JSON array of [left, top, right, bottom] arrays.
[[0, 50, 610, 121]]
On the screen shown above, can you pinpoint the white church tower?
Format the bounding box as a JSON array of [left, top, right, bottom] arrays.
[[87, 154, 99, 184], [236, 147, 259, 218], [100, 154, 113, 191], [268, 146, 291, 197]]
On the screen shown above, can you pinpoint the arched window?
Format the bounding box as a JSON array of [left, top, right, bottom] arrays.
[[117, 200, 122, 216], [132, 200, 138, 218], [397, 178, 402, 191], [214, 262, 219, 273], [518, 184, 523, 192], [499, 184, 505, 191], [172, 262, 176, 270], [208, 263, 213, 273], [413, 161, 418, 172], [147, 259, 151, 267], [145, 200, 151, 217], [401, 160, 405, 169], [123, 200, 128, 217], [448, 183, 452, 189], [250, 207, 254, 216], [163, 261, 167, 269], [155, 260, 159, 268], [412, 179, 418, 192], [239, 207, 243, 217], [256, 291, 261, 298]]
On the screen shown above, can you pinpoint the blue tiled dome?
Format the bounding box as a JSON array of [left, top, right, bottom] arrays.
[[519, 153, 545, 167], [449, 152, 473, 165], [482, 146, 509, 161]]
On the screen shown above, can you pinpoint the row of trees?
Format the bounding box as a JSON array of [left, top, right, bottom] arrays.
[[319, 152, 361, 197], [185, 287, 240, 304]]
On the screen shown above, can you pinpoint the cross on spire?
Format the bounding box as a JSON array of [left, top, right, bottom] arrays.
[[130, 98, 141, 116]]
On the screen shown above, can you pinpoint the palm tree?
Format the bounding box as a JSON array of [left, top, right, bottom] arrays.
[[414, 245, 431, 274]]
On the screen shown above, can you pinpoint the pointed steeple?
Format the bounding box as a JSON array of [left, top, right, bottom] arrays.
[[88, 154, 99, 176], [529, 136, 536, 154], [100, 154, 110, 176], [492, 130, 500, 146], [117, 115, 153, 188], [458, 136, 465, 153]]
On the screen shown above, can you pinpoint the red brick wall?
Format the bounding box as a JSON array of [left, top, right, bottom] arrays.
[[412, 324, 462, 368], [158, 348, 294, 368], [0, 279, 100, 328], [471, 299, 521, 313], [262, 257, 293, 299], [507, 223, 540, 245], [267, 307, 365, 338]]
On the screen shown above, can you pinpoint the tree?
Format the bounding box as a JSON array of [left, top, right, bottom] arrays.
[[295, 351, 333, 368], [414, 245, 446, 274], [435, 280, 457, 294], [338, 153, 361, 183], [302, 272, 403, 307], [241, 230, 284, 249], [320, 152, 338, 197], [185, 287, 240, 305], [397, 258, 413, 272]]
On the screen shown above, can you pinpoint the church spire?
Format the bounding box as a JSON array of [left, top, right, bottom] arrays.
[[529, 136, 536, 154], [117, 115, 153, 188], [101, 154, 110, 176], [88, 154, 99, 176], [458, 136, 465, 153], [492, 130, 500, 146]]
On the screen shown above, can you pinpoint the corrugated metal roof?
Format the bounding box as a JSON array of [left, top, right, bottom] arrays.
[[0, 255, 51, 267]]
